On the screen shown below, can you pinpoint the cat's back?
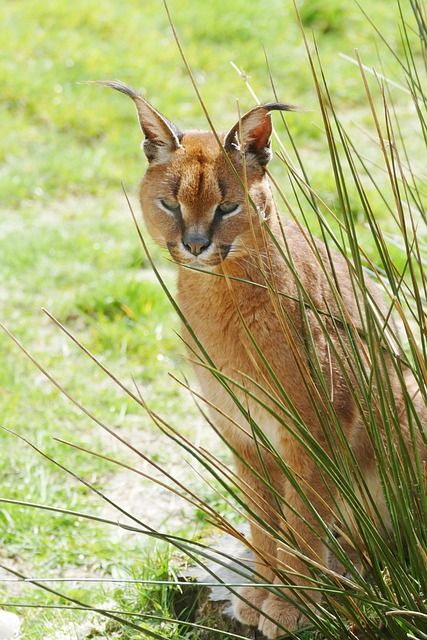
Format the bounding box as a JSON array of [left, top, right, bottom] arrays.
[[278, 219, 388, 333]]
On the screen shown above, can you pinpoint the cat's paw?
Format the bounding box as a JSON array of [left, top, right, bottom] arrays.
[[258, 594, 309, 639], [233, 585, 268, 627]]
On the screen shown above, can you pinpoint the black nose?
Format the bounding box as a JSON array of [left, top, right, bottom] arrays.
[[182, 234, 211, 256]]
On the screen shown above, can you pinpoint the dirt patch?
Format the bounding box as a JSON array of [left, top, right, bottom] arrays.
[[0, 561, 27, 599], [97, 401, 229, 540]]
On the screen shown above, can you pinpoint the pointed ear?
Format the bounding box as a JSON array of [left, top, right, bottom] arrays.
[[224, 102, 302, 166], [93, 80, 183, 162]]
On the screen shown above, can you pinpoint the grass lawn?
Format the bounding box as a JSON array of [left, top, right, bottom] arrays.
[[0, 0, 424, 637]]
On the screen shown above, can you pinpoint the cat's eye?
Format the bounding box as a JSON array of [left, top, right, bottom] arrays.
[[216, 202, 239, 216], [159, 198, 181, 214]]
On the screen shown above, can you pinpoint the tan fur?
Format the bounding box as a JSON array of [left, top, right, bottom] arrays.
[[101, 82, 427, 638]]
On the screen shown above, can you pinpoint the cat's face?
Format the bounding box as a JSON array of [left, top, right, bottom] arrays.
[[139, 130, 272, 270], [96, 81, 300, 270]]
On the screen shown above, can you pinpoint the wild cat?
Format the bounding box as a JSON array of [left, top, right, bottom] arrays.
[[96, 80, 426, 638]]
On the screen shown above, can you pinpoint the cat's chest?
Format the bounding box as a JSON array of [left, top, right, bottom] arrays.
[[176, 266, 304, 450], [176, 266, 297, 372]]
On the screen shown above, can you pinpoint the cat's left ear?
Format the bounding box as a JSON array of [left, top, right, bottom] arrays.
[[224, 102, 302, 166]]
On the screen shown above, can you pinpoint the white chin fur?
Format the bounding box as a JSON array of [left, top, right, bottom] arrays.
[[171, 244, 228, 270]]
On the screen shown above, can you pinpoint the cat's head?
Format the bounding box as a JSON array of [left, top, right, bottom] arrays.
[[98, 81, 300, 270]]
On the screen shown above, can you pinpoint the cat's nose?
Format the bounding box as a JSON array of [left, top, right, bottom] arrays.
[[182, 234, 211, 256]]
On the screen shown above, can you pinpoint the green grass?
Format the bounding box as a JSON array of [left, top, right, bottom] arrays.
[[0, 0, 413, 206], [1, 0, 426, 638]]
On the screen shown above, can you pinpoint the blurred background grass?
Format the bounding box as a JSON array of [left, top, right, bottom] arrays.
[[0, 0, 409, 204], [0, 0, 421, 637]]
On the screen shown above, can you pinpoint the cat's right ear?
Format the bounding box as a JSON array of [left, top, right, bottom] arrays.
[[91, 81, 183, 162]]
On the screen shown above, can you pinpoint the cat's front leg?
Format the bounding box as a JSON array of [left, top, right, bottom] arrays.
[[258, 588, 313, 638], [258, 505, 328, 639], [231, 456, 283, 627], [258, 602, 306, 638], [233, 502, 279, 626], [257, 486, 329, 638], [237, 582, 312, 637], [236, 558, 318, 638], [234, 584, 271, 627], [257, 550, 321, 638]]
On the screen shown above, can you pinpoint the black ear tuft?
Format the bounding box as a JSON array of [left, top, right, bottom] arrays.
[[224, 102, 303, 166], [89, 80, 183, 162]]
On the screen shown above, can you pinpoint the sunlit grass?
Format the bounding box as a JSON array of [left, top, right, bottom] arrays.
[[1, 0, 427, 638], [0, 0, 412, 206]]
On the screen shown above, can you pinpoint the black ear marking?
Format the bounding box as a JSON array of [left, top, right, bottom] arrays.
[[224, 102, 303, 166], [90, 80, 183, 162]]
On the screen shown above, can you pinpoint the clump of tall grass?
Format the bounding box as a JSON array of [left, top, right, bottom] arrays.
[[1, 1, 427, 639]]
